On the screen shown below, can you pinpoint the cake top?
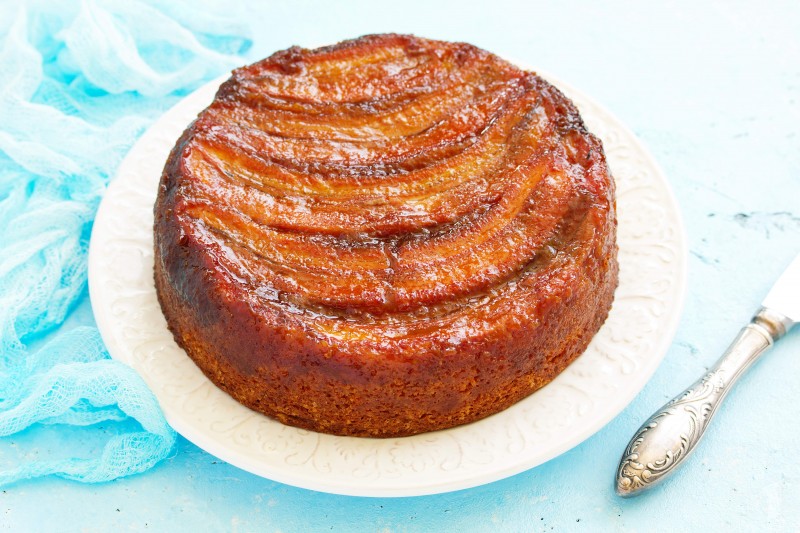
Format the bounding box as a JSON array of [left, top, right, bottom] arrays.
[[162, 34, 611, 325]]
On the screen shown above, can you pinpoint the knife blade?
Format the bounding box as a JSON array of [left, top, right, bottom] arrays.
[[615, 253, 799, 497], [763, 253, 800, 323]]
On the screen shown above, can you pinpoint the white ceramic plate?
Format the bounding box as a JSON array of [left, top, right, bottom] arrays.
[[88, 70, 686, 497]]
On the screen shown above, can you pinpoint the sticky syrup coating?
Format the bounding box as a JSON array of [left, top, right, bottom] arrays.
[[154, 34, 619, 437]]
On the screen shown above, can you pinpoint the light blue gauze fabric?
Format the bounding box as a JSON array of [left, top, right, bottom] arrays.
[[0, 1, 251, 485]]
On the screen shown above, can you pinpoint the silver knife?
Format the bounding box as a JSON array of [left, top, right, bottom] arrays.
[[615, 253, 800, 497]]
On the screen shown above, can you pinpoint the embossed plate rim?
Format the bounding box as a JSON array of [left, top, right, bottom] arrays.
[[89, 67, 687, 497]]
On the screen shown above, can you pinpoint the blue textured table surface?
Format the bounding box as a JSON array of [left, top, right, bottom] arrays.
[[4, 1, 800, 531]]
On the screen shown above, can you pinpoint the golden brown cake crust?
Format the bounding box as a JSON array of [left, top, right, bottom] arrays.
[[153, 34, 619, 437]]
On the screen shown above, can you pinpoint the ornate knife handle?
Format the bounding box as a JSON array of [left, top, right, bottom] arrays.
[[615, 307, 793, 497]]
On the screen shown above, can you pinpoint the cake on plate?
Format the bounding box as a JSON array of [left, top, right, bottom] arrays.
[[154, 34, 618, 437]]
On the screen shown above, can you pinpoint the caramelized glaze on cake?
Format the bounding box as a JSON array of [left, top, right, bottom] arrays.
[[154, 34, 618, 437]]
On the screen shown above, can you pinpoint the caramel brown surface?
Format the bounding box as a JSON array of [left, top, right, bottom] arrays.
[[154, 34, 618, 437]]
